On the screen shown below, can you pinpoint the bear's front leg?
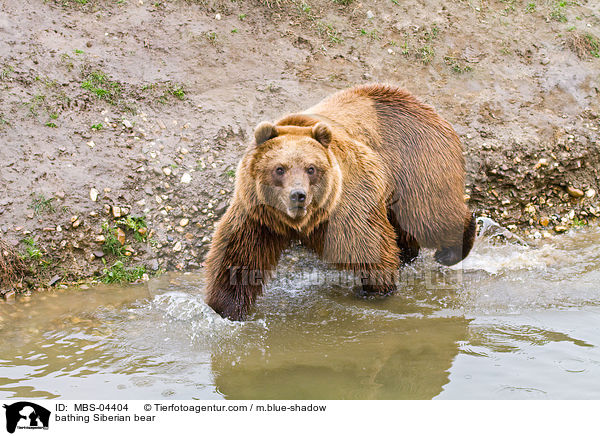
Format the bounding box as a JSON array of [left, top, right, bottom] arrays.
[[205, 206, 289, 320]]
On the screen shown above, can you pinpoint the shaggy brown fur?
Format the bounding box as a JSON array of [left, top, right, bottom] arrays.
[[205, 84, 476, 320]]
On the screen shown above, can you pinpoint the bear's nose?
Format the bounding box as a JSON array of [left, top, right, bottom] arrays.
[[290, 189, 306, 204]]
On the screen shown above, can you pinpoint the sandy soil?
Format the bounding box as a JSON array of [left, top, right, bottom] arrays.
[[0, 0, 599, 291]]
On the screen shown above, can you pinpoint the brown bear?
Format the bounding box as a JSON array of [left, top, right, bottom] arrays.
[[205, 84, 476, 321]]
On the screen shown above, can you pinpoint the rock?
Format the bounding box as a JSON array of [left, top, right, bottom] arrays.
[[586, 189, 596, 198], [366, 10, 374, 19], [138, 227, 147, 237], [72, 219, 81, 229], [180, 172, 192, 184], [539, 217, 550, 226], [47, 275, 61, 286], [179, 218, 189, 227], [95, 235, 106, 243], [181, 147, 189, 155], [122, 119, 133, 129], [117, 228, 126, 245], [149, 258, 159, 271], [173, 241, 182, 252], [163, 167, 172, 176], [90, 188, 99, 202], [214, 201, 228, 216], [567, 186, 584, 198], [554, 225, 567, 233], [87, 140, 95, 149], [1, 290, 16, 300], [215, 13, 221, 20], [93, 250, 105, 258], [112, 206, 122, 218], [79, 285, 89, 290], [55, 191, 65, 200]]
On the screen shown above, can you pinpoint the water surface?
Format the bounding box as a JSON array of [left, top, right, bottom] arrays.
[[1, 224, 599, 399]]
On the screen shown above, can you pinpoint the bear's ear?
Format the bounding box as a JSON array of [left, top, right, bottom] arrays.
[[254, 122, 277, 146], [311, 122, 332, 148]]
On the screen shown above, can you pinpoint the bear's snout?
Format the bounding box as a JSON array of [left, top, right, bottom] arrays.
[[290, 189, 306, 204]]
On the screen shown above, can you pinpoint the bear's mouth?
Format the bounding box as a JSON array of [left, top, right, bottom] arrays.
[[286, 205, 307, 219]]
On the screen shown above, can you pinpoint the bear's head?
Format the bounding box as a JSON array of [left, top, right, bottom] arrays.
[[248, 121, 341, 228]]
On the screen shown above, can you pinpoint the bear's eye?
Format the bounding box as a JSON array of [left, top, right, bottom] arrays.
[[306, 166, 315, 175], [275, 166, 285, 176]]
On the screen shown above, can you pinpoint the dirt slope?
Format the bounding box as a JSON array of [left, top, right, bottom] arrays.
[[0, 0, 599, 290]]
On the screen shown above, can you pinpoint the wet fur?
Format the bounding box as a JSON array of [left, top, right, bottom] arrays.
[[205, 84, 475, 320]]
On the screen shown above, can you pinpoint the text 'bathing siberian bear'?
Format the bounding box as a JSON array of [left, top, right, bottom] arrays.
[[205, 84, 476, 320]]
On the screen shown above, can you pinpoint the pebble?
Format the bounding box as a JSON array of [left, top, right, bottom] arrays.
[[90, 188, 99, 202], [215, 13, 221, 20], [180, 173, 192, 184], [112, 206, 122, 218], [95, 235, 106, 243], [586, 189, 596, 198], [163, 167, 172, 176], [180, 218, 189, 227], [567, 186, 584, 198], [122, 119, 133, 129], [72, 220, 81, 229], [539, 217, 550, 226], [173, 241, 182, 252], [366, 10, 374, 19], [93, 250, 105, 258], [149, 259, 159, 271], [117, 228, 126, 245], [87, 140, 95, 149], [554, 225, 567, 233], [48, 275, 61, 286]]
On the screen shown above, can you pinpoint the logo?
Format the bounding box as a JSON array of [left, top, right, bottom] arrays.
[[3, 402, 50, 434]]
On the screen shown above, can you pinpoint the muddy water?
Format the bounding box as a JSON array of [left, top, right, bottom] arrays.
[[1, 224, 600, 400]]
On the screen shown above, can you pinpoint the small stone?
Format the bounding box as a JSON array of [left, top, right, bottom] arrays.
[[79, 285, 89, 290], [47, 275, 61, 286], [366, 10, 374, 19], [181, 147, 189, 155], [138, 227, 147, 236], [87, 140, 95, 149], [539, 217, 550, 227], [163, 167, 172, 176], [112, 206, 122, 218], [554, 225, 567, 233], [117, 228, 126, 245], [95, 235, 106, 243], [215, 13, 221, 20], [149, 259, 159, 271], [180, 172, 192, 184], [1, 290, 16, 300], [585, 189, 596, 198], [93, 250, 105, 258], [179, 218, 189, 227], [173, 241, 182, 252], [567, 186, 584, 198], [122, 119, 133, 129], [90, 188, 99, 202], [55, 191, 65, 200], [141, 273, 150, 281], [72, 220, 81, 229]]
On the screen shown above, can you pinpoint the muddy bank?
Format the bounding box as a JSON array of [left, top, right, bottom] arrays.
[[0, 0, 599, 293]]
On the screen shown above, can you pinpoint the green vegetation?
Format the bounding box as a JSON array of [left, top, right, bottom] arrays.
[[526, 2, 536, 12], [100, 261, 146, 284], [225, 169, 236, 178], [0, 66, 13, 81], [360, 28, 380, 40], [29, 194, 55, 215], [168, 84, 186, 100], [333, 0, 353, 4], [45, 121, 58, 128], [22, 237, 42, 260], [444, 56, 472, 73], [91, 123, 103, 130], [567, 32, 600, 59], [419, 45, 435, 64], [81, 71, 122, 104], [102, 223, 127, 258], [116, 215, 148, 242], [549, 1, 568, 22]]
